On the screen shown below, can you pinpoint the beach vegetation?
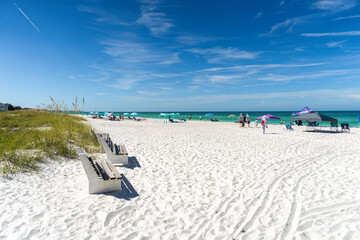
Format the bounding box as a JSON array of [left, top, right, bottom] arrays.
[[0, 109, 99, 175]]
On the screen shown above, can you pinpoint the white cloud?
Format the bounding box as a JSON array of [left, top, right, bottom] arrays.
[[254, 12, 263, 19], [302, 31, 360, 37], [335, 14, 360, 20], [176, 35, 215, 45], [270, 17, 305, 33], [197, 63, 327, 73], [151, 73, 182, 78], [187, 47, 260, 63], [105, 74, 147, 90], [137, 1, 173, 36], [313, 0, 356, 12], [100, 39, 180, 65], [258, 69, 360, 82], [78, 6, 129, 25], [326, 40, 345, 48]]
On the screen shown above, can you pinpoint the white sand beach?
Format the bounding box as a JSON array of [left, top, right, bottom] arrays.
[[1, 119, 360, 239]]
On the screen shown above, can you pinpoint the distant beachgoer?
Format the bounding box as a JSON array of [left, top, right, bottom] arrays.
[[239, 113, 244, 127], [200, 115, 202, 121], [255, 119, 258, 127], [189, 114, 192, 120], [246, 114, 250, 127], [261, 116, 267, 134], [242, 115, 246, 127]]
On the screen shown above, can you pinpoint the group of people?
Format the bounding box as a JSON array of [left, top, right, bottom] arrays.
[[238, 114, 268, 134], [238, 114, 251, 127]]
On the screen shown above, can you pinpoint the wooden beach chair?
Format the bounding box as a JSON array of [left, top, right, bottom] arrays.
[[98, 133, 129, 165], [76, 147, 122, 194]]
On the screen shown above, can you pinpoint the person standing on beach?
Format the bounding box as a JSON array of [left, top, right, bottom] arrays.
[[189, 114, 192, 120], [238, 114, 242, 127], [261, 116, 267, 134], [246, 114, 250, 127], [200, 115, 202, 121]]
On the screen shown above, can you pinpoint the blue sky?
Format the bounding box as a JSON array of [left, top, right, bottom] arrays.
[[1, 0, 360, 111]]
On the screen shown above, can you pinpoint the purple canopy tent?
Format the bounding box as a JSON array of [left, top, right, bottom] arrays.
[[256, 114, 280, 120], [292, 106, 313, 116]]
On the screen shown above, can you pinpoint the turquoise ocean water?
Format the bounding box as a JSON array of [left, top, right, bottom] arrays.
[[82, 111, 360, 126]]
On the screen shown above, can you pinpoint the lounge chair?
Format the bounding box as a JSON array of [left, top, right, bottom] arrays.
[[330, 123, 338, 131], [285, 124, 294, 130], [341, 123, 350, 133]]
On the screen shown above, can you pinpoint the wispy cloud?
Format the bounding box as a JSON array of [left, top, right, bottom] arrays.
[[105, 74, 148, 90], [78, 6, 129, 26], [312, 0, 356, 12], [187, 47, 260, 63], [335, 14, 360, 20], [100, 39, 180, 65], [150, 73, 183, 78], [326, 40, 346, 48], [260, 15, 315, 36], [137, 0, 173, 36], [14, 2, 40, 32], [258, 69, 360, 82], [254, 12, 263, 19], [176, 35, 216, 45], [302, 31, 360, 37], [270, 17, 306, 33], [197, 63, 327, 73]]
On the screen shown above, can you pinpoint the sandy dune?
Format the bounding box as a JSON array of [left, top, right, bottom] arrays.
[[1, 119, 360, 239]]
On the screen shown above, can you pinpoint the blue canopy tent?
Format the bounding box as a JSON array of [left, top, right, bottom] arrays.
[[157, 113, 184, 123], [292, 106, 313, 116]]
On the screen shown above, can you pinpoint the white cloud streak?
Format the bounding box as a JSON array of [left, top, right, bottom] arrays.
[[313, 0, 356, 12], [326, 40, 345, 48], [14, 3, 40, 32], [78, 6, 129, 26], [302, 31, 360, 37], [137, 0, 173, 36], [335, 14, 360, 20], [100, 39, 180, 65], [187, 47, 260, 63]]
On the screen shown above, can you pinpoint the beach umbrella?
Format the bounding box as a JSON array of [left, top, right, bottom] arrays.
[[106, 112, 113, 117], [131, 112, 138, 116], [228, 114, 236, 117], [256, 114, 280, 120], [123, 113, 129, 116], [89, 112, 94, 115], [205, 113, 214, 116], [103, 112, 109, 116]]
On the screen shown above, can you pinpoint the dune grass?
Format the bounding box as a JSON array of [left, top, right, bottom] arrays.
[[0, 110, 99, 175]]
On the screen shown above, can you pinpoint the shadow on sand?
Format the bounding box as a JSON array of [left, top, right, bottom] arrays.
[[113, 156, 141, 169], [104, 174, 139, 200], [304, 130, 344, 134]]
